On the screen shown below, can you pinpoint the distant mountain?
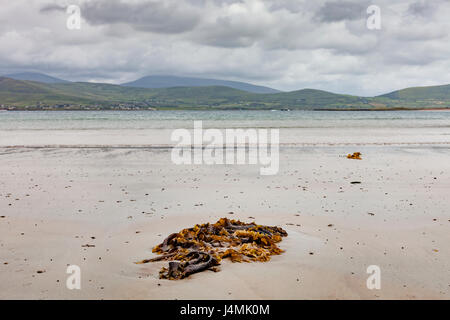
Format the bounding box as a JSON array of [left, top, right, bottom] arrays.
[[374, 84, 450, 109], [0, 77, 92, 106], [252, 88, 369, 109], [1, 76, 449, 110], [379, 84, 450, 100], [0, 77, 153, 107], [122, 75, 280, 94], [3, 72, 69, 84]]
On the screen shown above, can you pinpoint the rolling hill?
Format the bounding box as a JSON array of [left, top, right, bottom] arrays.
[[122, 75, 280, 94], [0, 77, 365, 109], [0, 77, 253, 109], [380, 84, 450, 100], [0, 76, 449, 110], [374, 84, 450, 109], [3, 72, 69, 84], [0, 77, 80, 106]]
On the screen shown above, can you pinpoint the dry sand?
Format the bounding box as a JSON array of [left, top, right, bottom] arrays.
[[1, 142, 449, 299]]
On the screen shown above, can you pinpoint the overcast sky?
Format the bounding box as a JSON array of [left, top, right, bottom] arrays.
[[1, 0, 450, 96]]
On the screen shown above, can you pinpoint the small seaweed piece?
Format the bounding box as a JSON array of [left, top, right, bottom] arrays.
[[347, 152, 362, 160], [136, 218, 288, 280]]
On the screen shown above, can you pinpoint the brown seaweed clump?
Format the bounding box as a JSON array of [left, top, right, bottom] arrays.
[[347, 152, 362, 160], [136, 218, 288, 280]]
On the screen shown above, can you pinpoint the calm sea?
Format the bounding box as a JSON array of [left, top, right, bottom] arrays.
[[1, 110, 450, 130]]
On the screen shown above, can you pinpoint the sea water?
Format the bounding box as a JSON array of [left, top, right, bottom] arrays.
[[0, 110, 449, 146]]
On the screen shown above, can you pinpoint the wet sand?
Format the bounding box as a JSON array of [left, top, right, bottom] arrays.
[[1, 144, 449, 299]]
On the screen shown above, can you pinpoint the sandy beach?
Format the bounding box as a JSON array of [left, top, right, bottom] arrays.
[[1, 128, 449, 299]]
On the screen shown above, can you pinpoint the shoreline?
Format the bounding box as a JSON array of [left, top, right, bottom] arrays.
[[1, 108, 450, 112]]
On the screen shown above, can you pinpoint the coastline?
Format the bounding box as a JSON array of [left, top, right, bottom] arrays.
[[1, 107, 450, 111]]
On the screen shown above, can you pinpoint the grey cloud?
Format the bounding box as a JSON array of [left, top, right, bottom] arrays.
[[268, 1, 310, 14], [407, 1, 436, 17], [315, 1, 367, 22], [193, 17, 267, 48], [40, 4, 66, 13], [80, 0, 201, 34]]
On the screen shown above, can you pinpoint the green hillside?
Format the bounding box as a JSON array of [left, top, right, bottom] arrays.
[[376, 84, 450, 109], [0, 77, 90, 106], [1, 77, 449, 110], [250, 89, 368, 109], [381, 84, 450, 100]]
